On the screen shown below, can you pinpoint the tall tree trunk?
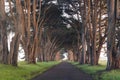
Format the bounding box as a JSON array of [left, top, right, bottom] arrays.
[[0, 0, 9, 64], [26, 0, 31, 62], [86, 0, 92, 64], [9, 33, 20, 66], [2, 28, 9, 64], [106, 0, 116, 70], [8, 0, 24, 66], [80, 0, 87, 64], [90, 0, 98, 65]]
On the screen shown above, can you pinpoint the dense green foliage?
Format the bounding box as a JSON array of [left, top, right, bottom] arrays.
[[0, 61, 59, 80]]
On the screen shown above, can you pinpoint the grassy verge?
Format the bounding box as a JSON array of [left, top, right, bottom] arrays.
[[71, 60, 120, 80], [0, 61, 59, 80], [101, 69, 120, 80], [72, 61, 106, 80]]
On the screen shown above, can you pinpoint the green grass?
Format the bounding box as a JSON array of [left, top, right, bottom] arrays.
[[101, 69, 120, 80], [72, 60, 120, 80], [72, 61, 106, 74], [0, 61, 59, 80]]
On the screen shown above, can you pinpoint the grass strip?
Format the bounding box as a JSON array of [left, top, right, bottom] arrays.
[[0, 61, 59, 80], [72, 61, 120, 80]]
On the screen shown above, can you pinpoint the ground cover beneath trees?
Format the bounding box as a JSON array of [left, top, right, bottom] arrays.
[[32, 62, 92, 80], [0, 62, 59, 80], [72, 61, 120, 80]]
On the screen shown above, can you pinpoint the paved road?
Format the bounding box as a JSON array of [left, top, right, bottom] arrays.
[[32, 62, 93, 80]]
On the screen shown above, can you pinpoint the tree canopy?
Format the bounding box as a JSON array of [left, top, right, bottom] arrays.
[[0, 0, 120, 70]]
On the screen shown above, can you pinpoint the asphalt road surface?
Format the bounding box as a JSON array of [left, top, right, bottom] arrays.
[[32, 62, 93, 80]]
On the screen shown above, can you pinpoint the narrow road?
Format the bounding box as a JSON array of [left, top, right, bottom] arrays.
[[32, 62, 93, 80]]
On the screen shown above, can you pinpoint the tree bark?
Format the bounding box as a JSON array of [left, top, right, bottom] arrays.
[[106, 0, 116, 70], [8, 0, 24, 66], [0, 0, 9, 64], [80, 0, 87, 64], [9, 33, 20, 66]]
